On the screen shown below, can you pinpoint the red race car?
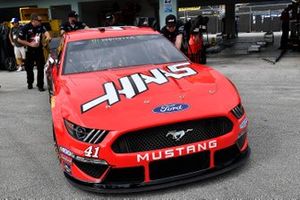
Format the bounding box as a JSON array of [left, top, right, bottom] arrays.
[[46, 27, 250, 193]]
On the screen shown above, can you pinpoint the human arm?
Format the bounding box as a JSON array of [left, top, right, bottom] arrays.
[[44, 30, 52, 42], [17, 38, 39, 48], [175, 34, 183, 50], [8, 29, 14, 46], [60, 29, 65, 36], [60, 22, 67, 36]]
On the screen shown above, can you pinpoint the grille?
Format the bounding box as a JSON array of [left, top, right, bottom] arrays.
[[103, 167, 145, 184], [149, 151, 210, 180], [214, 144, 241, 167], [112, 117, 233, 153], [231, 104, 244, 119], [73, 159, 108, 178]]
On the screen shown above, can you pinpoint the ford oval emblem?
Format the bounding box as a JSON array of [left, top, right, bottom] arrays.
[[153, 103, 189, 114]]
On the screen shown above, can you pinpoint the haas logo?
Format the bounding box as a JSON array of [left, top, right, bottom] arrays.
[[166, 129, 193, 141]]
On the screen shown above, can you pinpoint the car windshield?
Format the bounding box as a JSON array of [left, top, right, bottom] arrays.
[[63, 34, 187, 74]]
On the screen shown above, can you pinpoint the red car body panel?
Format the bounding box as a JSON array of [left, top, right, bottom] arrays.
[[47, 27, 250, 193]]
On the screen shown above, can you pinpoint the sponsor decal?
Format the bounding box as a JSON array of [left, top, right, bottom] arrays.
[[59, 147, 75, 158], [60, 153, 73, 164], [166, 129, 193, 141], [153, 103, 189, 114], [81, 63, 196, 113], [240, 117, 248, 129], [84, 146, 100, 158], [136, 140, 217, 162]]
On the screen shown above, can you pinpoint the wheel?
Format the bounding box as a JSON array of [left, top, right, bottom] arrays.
[[5, 57, 16, 71]]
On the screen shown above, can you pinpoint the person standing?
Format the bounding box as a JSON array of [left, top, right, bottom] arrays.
[[0, 21, 12, 69], [280, 5, 292, 49], [60, 11, 88, 35], [9, 18, 25, 72], [160, 14, 184, 50], [17, 13, 51, 91]]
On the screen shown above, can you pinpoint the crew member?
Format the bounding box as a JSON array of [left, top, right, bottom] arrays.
[[160, 14, 183, 50], [18, 13, 51, 91], [60, 11, 88, 35], [104, 12, 124, 26], [105, 13, 116, 26], [9, 18, 25, 71], [280, 5, 292, 49]]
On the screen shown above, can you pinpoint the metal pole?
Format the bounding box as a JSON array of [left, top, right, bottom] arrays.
[[249, 6, 252, 32], [217, 16, 219, 33], [269, 9, 272, 32]]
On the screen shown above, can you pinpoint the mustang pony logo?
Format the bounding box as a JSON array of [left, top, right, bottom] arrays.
[[81, 63, 197, 113], [166, 129, 193, 141]]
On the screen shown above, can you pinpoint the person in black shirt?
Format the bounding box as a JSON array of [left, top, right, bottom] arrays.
[[18, 13, 51, 91], [160, 14, 184, 50], [60, 11, 88, 35], [279, 5, 292, 49]]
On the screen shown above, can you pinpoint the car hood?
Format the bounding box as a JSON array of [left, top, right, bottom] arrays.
[[58, 62, 240, 131]]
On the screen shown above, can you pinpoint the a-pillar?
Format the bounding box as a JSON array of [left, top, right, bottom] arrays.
[[225, 3, 236, 38], [159, 0, 178, 29]]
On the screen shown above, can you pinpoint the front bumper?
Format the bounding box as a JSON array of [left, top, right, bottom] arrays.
[[65, 146, 250, 193]]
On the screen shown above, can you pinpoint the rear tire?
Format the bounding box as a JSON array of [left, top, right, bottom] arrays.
[[5, 57, 16, 71]]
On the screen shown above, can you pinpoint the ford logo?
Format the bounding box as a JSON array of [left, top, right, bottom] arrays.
[[153, 103, 189, 114]]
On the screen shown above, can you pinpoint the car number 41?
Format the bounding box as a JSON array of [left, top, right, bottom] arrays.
[[84, 146, 100, 158]]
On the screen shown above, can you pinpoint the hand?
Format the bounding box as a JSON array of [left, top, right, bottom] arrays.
[[11, 42, 15, 47], [46, 36, 52, 42], [29, 42, 39, 48], [43, 37, 52, 47]]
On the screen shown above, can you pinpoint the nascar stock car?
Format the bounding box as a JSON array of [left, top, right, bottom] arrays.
[[46, 26, 250, 193]]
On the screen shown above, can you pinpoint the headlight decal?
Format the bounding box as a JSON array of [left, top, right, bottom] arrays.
[[64, 119, 109, 144]]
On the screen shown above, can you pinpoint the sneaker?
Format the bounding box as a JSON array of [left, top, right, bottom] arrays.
[[28, 84, 33, 89], [17, 67, 22, 72], [38, 87, 45, 92]]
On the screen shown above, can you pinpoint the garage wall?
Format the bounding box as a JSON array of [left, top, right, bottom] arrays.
[[0, 0, 155, 18], [0, 0, 78, 22], [78, 0, 155, 27]]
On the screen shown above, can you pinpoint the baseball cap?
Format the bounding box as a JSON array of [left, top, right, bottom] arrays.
[[11, 18, 19, 23], [165, 14, 176, 25], [68, 11, 79, 18]]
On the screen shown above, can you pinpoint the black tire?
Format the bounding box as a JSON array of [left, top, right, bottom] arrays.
[[5, 57, 17, 71]]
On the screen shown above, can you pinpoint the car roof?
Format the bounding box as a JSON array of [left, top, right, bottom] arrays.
[[64, 26, 159, 42]]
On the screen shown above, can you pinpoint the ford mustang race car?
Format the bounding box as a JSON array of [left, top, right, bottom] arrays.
[[46, 26, 250, 193]]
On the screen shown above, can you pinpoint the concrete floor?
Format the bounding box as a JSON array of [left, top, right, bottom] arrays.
[[0, 33, 299, 199]]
